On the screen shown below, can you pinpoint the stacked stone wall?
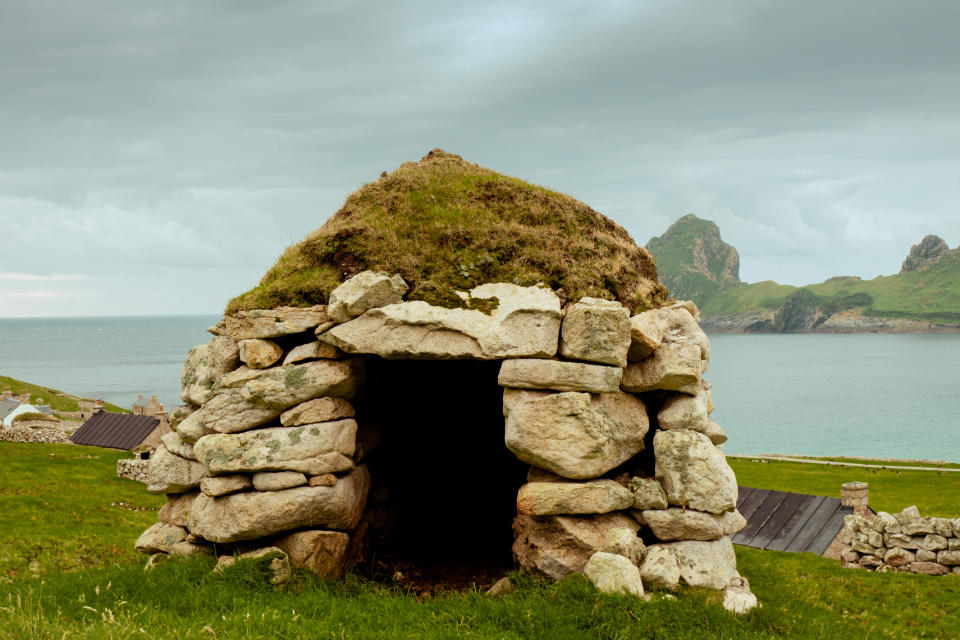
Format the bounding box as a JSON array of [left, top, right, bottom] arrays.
[[0, 419, 75, 444], [118, 458, 152, 484], [841, 506, 960, 576], [134, 272, 756, 611]]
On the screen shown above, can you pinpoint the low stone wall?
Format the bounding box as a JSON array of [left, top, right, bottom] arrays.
[[118, 458, 152, 484], [0, 420, 75, 444], [841, 506, 960, 575]]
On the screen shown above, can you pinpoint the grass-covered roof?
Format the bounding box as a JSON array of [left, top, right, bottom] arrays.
[[227, 150, 668, 314]]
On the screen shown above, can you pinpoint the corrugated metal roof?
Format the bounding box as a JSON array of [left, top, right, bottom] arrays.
[[69, 411, 160, 450], [733, 486, 852, 555]]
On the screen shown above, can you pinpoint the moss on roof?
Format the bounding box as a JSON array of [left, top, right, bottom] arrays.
[[227, 149, 668, 314]]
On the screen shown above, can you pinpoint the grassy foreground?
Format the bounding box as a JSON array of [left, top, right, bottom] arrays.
[[1, 442, 958, 639]]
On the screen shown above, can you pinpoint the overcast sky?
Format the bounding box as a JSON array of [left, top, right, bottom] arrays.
[[1, 1, 958, 317]]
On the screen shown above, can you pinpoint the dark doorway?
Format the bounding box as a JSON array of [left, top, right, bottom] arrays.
[[357, 357, 528, 592]]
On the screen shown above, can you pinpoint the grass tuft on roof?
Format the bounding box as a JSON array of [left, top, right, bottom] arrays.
[[227, 149, 667, 314]]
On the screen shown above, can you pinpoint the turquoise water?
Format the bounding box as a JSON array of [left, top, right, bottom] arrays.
[[0, 317, 957, 460]]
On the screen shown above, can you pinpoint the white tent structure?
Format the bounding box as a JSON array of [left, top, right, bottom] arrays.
[[2, 403, 44, 427]]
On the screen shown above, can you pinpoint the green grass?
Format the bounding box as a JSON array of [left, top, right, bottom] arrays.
[[789, 455, 960, 470], [0, 442, 957, 639], [0, 374, 129, 414], [728, 457, 960, 516], [228, 149, 668, 315]]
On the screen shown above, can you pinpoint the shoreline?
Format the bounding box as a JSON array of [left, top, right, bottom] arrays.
[[728, 453, 960, 472]]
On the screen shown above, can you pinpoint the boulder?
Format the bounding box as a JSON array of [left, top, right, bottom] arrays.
[[158, 491, 200, 527], [180, 336, 241, 405], [894, 505, 921, 525], [188, 466, 370, 543], [558, 298, 631, 367], [160, 431, 195, 460], [283, 341, 344, 365], [934, 518, 954, 538], [916, 550, 937, 563], [723, 575, 758, 615], [201, 474, 252, 497], [950, 539, 960, 551], [639, 545, 680, 590], [654, 429, 737, 514], [201, 359, 364, 433], [884, 533, 923, 549], [516, 480, 635, 516], [668, 537, 738, 590], [884, 548, 916, 567], [252, 471, 308, 491], [168, 404, 196, 431], [657, 391, 709, 432], [274, 530, 351, 579], [921, 534, 948, 551], [504, 389, 648, 479], [497, 359, 622, 394], [147, 445, 209, 494], [902, 517, 938, 536], [582, 552, 644, 597], [238, 339, 284, 369], [280, 397, 355, 427], [512, 512, 640, 580], [628, 306, 709, 363], [629, 477, 668, 510], [642, 508, 746, 542], [601, 527, 646, 566], [320, 283, 562, 360], [939, 550, 960, 565], [170, 541, 211, 557], [621, 342, 701, 395], [703, 420, 728, 445], [135, 522, 188, 554], [327, 271, 409, 323], [194, 420, 357, 476], [209, 305, 331, 340], [486, 577, 515, 596], [909, 562, 950, 576]]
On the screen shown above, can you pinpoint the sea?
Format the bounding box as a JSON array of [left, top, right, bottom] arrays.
[[0, 316, 957, 461]]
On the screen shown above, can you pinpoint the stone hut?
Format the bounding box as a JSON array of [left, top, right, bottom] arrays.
[[135, 150, 755, 610]]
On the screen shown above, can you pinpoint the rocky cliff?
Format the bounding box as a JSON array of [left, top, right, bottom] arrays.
[[645, 215, 740, 309], [650, 216, 960, 333]]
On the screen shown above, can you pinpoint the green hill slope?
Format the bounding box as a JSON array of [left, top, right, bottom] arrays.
[[0, 375, 129, 414], [648, 216, 960, 332]]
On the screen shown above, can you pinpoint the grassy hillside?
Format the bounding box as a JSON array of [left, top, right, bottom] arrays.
[[0, 442, 957, 638], [229, 149, 668, 315], [0, 374, 129, 414]]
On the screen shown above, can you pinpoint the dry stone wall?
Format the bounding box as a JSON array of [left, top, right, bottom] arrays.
[[841, 506, 960, 576], [134, 272, 755, 611]]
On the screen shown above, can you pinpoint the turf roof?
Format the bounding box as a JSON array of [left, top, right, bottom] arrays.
[[228, 149, 668, 314]]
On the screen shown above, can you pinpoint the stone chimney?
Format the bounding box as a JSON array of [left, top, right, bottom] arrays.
[[17, 391, 30, 404], [841, 481, 870, 516]]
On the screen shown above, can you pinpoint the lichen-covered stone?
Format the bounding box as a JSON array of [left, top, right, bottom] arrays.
[[252, 471, 308, 491], [188, 466, 370, 543], [274, 530, 351, 579], [200, 474, 252, 497], [558, 298, 631, 367], [180, 337, 240, 405], [280, 397, 356, 427], [654, 430, 737, 514], [158, 491, 200, 527], [320, 283, 562, 360], [657, 391, 709, 432], [283, 341, 344, 365], [504, 389, 648, 479], [239, 339, 284, 369], [160, 431, 196, 460], [642, 508, 746, 542], [668, 537, 738, 590], [147, 445, 209, 494], [135, 522, 188, 554], [497, 359, 622, 393], [194, 420, 357, 476], [176, 409, 214, 443], [328, 271, 409, 323], [209, 305, 331, 340], [629, 477, 668, 510], [582, 552, 644, 597], [516, 480, 635, 516], [638, 545, 680, 590], [621, 342, 701, 395]]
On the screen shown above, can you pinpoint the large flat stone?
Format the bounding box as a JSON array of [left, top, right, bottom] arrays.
[[504, 389, 649, 479], [642, 508, 746, 541], [498, 359, 622, 393], [328, 271, 409, 323], [319, 283, 561, 360], [209, 306, 331, 340], [188, 466, 370, 543], [283, 341, 344, 365], [194, 420, 357, 476], [668, 537, 738, 590], [274, 530, 351, 579], [621, 342, 701, 395], [180, 336, 240, 405], [516, 480, 635, 516], [135, 522, 188, 554], [582, 552, 644, 597], [558, 298, 631, 367], [280, 397, 355, 427], [512, 512, 640, 580], [654, 429, 737, 514]]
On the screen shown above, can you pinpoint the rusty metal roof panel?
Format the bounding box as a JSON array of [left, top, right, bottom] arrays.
[[68, 411, 160, 450]]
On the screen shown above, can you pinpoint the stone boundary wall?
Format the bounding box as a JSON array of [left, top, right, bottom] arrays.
[[841, 506, 960, 576], [0, 421, 74, 444], [133, 272, 757, 613], [118, 459, 151, 484]]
